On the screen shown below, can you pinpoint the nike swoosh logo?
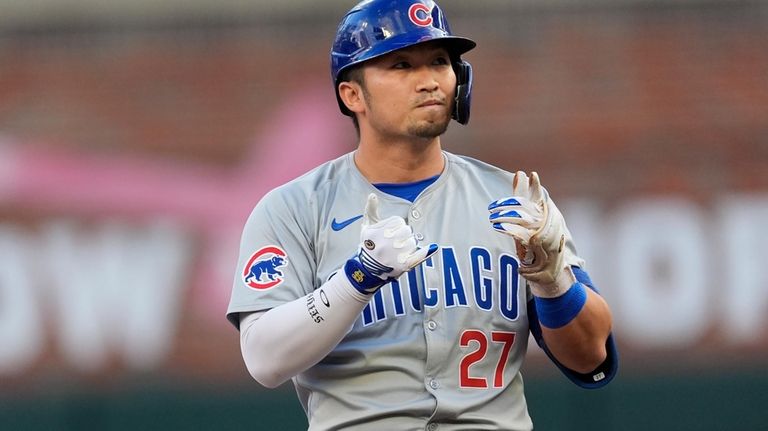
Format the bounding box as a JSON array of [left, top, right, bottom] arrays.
[[331, 215, 363, 231]]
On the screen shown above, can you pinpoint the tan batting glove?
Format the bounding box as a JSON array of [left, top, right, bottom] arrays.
[[488, 171, 576, 298]]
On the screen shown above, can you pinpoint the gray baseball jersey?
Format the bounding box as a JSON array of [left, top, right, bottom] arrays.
[[227, 151, 586, 431]]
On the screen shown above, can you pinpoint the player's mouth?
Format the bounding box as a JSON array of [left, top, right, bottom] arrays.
[[416, 98, 445, 108]]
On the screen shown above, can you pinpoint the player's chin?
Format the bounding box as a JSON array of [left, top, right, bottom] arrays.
[[409, 112, 451, 138], [409, 119, 450, 139]]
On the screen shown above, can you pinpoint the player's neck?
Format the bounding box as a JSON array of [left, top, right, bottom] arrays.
[[354, 138, 444, 184]]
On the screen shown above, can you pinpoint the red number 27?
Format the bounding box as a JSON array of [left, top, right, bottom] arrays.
[[459, 329, 517, 389]]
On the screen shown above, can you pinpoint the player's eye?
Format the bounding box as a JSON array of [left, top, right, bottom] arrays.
[[432, 56, 450, 66], [392, 61, 411, 69]]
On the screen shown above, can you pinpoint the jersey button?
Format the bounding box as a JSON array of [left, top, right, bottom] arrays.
[[429, 379, 439, 389], [411, 209, 421, 219], [415, 232, 424, 241], [426, 320, 437, 330], [427, 423, 438, 431]]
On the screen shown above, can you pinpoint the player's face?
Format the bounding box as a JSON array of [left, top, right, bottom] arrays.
[[360, 43, 456, 140]]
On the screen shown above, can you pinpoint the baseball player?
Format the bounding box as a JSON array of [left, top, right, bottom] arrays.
[[227, 0, 618, 429]]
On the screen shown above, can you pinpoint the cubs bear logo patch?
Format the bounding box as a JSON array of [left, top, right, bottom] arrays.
[[242, 246, 288, 290]]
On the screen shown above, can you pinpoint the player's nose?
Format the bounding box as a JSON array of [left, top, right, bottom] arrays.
[[414, 67, 440, 93]]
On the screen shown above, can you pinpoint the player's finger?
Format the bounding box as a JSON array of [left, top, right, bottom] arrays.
[[403, 243, 439, 269], [363, 193, 380, 226], [488, 196, 541, 214], [512, 171, 530, 196], [490, 209, 539, 225], [491, 222, 532, 241], [517, 240, 535, 266], [488, 197, 521, 212], [529, 171, 543, 202], [387, 222, 411, 241]]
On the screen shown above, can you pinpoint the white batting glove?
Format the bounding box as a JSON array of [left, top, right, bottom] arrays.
[[488, 171, 576, 298], [344, 193, 439, 295]]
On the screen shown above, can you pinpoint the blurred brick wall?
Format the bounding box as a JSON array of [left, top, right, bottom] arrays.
[[460, 5, 768, 203], [0, 27, 335, 166], [2, 5, 765, 195]]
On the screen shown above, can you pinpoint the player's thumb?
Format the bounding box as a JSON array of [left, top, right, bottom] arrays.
[[404, 243, 439, 270], [363, 193, 380, 226]]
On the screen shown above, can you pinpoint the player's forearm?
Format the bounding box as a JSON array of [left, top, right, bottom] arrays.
[[239, 272, 370, 388], [540, 288, 612, 374]]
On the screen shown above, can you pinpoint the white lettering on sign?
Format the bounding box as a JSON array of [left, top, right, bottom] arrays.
[[0, 220, 190, 374], [719, 196, 768, 343], [0, 228, 44, 374], [563, 195, 768, 349], [0, 195, 767, 375], [611, 198, 709, 347]]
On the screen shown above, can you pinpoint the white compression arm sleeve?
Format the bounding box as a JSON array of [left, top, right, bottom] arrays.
[[239, 272, 371, 388]]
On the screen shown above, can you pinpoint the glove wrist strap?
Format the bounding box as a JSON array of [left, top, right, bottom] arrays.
[[344, 258, 386, 295], [529, 265, 576, 298]]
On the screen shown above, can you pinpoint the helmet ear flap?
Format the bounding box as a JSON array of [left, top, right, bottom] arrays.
[[452, 60, 473, 125]]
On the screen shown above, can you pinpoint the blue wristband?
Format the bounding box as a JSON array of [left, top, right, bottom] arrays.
[[534, 282, 587, 329]]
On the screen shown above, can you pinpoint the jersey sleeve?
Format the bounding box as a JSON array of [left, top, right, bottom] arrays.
[[527, 266, 619, 389], [226, 188, 317, 330]]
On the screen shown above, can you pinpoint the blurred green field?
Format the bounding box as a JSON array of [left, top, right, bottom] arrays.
[[2, 370, 765, 431]]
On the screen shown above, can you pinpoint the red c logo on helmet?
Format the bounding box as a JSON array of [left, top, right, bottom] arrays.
[[408, 3, 433, 27]]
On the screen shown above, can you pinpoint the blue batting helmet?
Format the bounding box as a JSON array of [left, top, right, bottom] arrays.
[[330, 0, 476, 124]]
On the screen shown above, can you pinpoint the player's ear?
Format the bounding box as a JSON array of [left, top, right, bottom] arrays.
[[338, 81, 366, 114]]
